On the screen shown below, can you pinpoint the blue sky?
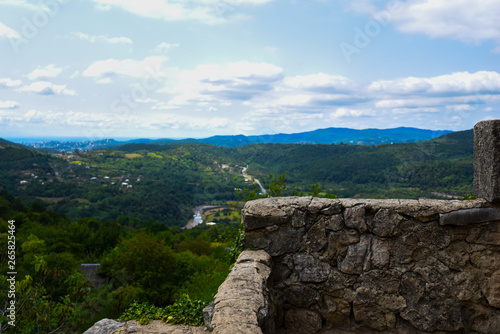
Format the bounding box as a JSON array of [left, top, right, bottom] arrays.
[[0, 0, 499, 140]]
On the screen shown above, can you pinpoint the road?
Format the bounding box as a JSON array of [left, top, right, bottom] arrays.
[[242, 165, 267, 195]]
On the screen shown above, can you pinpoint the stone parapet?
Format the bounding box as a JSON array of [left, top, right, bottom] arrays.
[[204, 250, 274, 334], [239, 197, 500, 334], [474, 120, 500, 203]]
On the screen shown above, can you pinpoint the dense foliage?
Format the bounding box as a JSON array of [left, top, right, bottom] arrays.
[[229, 130, 474, 199], [0, 143, 247, 226], [0, 189, 239, 333]]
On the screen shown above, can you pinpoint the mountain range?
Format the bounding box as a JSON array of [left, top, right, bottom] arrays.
[[13, 127, 454, 151], [184, 127, 452, 147]]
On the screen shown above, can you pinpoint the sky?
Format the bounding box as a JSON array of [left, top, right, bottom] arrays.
[[0, 0, 499, 140]]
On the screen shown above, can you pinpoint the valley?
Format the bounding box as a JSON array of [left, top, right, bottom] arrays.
[[0, 130, 474, 227]]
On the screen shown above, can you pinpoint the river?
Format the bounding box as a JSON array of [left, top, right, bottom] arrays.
[[183, 205, 225, 229]]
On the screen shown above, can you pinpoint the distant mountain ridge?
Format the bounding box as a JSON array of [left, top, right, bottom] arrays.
[[6, 127, 453, 151], [186, 127, 453, 147]]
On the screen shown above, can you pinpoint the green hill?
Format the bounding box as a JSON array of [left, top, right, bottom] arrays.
[[0, 130, 474, 225]]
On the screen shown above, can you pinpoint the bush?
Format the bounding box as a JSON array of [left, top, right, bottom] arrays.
[[119, 296, 208, 326]]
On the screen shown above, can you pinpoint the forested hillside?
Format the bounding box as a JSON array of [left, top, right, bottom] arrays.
[[0, 130, 473, 227], [230, 130, 474, 199], [0, 141, 247, 226]]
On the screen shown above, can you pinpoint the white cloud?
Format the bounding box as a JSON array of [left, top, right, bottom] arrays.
[[391, 107, 440, 115], [96, 78, 113, 84], [3, 107, 232, 133], [160, 61, 283, 107], [67, 32, 133, 44], [135, 98, 158, 104], [0, 77, 22, 88], [348, 0, 500, 51], [347, 0, 378, 14], [368, 71, 500, 96], [0, 0, 49, 11], [0, 100, 19, 109], [18, 81, 77, 96], [446, 104, 474, 112], [237, 107, 325, 133], [390, 0, 500, 50], [283, 73, 356, 92], [90, 0, 274, 24], [330, 107, 376, 118], [27, 64, 64, 80], [82, 56, 168, 79], [0, 22, 20, 39], [154, 42, 179, 54]]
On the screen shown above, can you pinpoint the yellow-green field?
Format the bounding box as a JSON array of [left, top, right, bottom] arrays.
[[125, 153, 143, 159], [147, 152, 163, 159]]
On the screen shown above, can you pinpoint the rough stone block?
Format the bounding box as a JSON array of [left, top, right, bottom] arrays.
[[485, 270, 500, 308], [293, 254, 330, 282], [439, 207, 500, 226], [284, 309, 322, 334], [474, 120, 500, 202]]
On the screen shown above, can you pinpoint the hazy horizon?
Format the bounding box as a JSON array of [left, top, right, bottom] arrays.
[[3, 125, 461, 145]]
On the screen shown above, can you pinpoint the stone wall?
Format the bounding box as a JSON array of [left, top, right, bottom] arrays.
[[204, 250, 274, 334], [241, 197, 500, 333]]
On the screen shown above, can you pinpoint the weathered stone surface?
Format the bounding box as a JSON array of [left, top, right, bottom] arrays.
[[353, 286, 406, 330], [84, 320, 206, 334], [344, 205, 367, 233], [437, 241, 471, 270], [467, 221, 500, 246], [474, 120, 500, 202], [308, 197, 342, 215], [324, 269, 357, 291], [485, 270, 500, 308], [470, 249, 500, 275], [339, 235, 370, 274], [243, 197, 312, 231], [237, 249, 272, 267], [282, 284, 319, 307], [245, 225, 305, 256], [300, 218, 328, 253], [83, 319, 122, 334], [370, 237, 390, 269], [237, 196, 500, 334], [207, 250, 272, 334], [324, 214, 344, 231], [203, 302, 215, 331], [440, 207, 500, 225], [291, 209, 307, 228], [452, 271, 483, 302], [293, 254, 330, 282], [323, 296, 351, 327], [284, 309, 322, 334], [371, 209, 407, 237], [322, 228, 360, 266], [117, 320, 205, 334]]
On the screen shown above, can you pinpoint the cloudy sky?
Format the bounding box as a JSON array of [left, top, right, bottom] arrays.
[[0, 0, 499, 140]]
